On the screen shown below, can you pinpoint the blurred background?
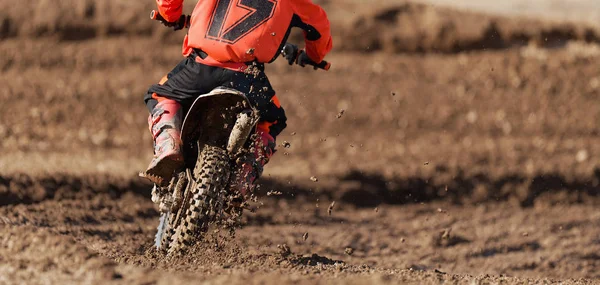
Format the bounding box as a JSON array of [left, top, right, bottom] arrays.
[[1, 0, 600, 283]]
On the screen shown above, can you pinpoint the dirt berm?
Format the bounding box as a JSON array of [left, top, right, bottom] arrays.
[[3, 0, 600, 52]]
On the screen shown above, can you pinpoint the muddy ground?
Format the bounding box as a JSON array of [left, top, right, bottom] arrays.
[[1, 1, 600, 284]]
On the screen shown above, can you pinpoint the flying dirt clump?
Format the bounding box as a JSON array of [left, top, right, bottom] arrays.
[[327, 201, 336, 216], [431, 228, 470, 248], [277, 244, 292, 257], [344, 247, 354, 256]]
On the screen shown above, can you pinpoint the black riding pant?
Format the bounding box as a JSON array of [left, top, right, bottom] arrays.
[[143, 50, 287, 138]]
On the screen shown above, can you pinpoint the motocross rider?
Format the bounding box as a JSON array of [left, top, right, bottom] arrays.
[[142, 0, 333, 197]]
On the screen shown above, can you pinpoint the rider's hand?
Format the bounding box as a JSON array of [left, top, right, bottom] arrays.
[[295, 50, 312, 68], [282, 43, 299, 65], [281, 43, 327, 70], [160, 15, 189, 31]]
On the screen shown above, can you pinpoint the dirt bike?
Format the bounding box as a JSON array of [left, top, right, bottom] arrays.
[[148, 11, 330, 254]]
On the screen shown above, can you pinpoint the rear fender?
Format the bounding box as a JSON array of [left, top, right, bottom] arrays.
[[180, 87, 254, 166]]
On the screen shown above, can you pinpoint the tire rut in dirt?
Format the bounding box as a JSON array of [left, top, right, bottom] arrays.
[[168, 145, 231, 254]]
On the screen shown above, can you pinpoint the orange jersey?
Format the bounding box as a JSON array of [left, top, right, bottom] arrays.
[[156, 0, 333, 63]]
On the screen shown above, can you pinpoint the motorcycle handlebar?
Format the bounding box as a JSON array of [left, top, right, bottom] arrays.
[[299, 54, 331, 71], [309, 58, 331, 71]]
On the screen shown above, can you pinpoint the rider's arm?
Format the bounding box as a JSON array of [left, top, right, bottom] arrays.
[[156, 0, 184, 22], [292, 0, 333, 63]]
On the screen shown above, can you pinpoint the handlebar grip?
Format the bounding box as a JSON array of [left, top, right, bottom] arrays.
[[150, 10, 165, 22], [313, 60, 331, 71], [302, 56, 331, 71]]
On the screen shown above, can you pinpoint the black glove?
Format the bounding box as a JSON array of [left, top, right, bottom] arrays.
[[295, 50, 313, 68], [160, 15, 190, 31], [282, 43, 300, 65], [281, 43, 318, 68]]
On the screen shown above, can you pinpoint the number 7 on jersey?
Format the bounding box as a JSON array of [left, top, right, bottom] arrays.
[[205, 0, 278, 44]]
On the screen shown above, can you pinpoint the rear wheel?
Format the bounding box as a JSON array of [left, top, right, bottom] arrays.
[[167, 144, 231, 254]]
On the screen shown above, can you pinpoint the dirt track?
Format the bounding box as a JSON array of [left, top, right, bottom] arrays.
[[1, 1, 600, 284], [4, 182, 600, 284]]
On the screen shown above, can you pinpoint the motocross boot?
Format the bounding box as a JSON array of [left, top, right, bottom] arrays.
[[143, 99, 184, 186], [232, 129, 276, 198]]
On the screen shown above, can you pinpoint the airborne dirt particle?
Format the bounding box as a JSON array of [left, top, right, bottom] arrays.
[[266, 190, 282, 196], [277, 244, 292, 257], [441, 229, 451, 240], [576, 150, 589, 162], [336, 109, 345, 119], [432, 228, 470, 248], [327, 201, 336, 216], [282, 141, 291, 148], [310, 176, 318, 182], [344, 247, 354, 256], [302, 232, 309, 241]]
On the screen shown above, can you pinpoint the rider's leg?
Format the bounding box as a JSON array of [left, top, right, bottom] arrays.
[[232, 94, 287, 197], [142, 55, 225, 185], [234, 123, 277, 197], [143, 93, 184, 186], [221, 65, 288, 197]]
